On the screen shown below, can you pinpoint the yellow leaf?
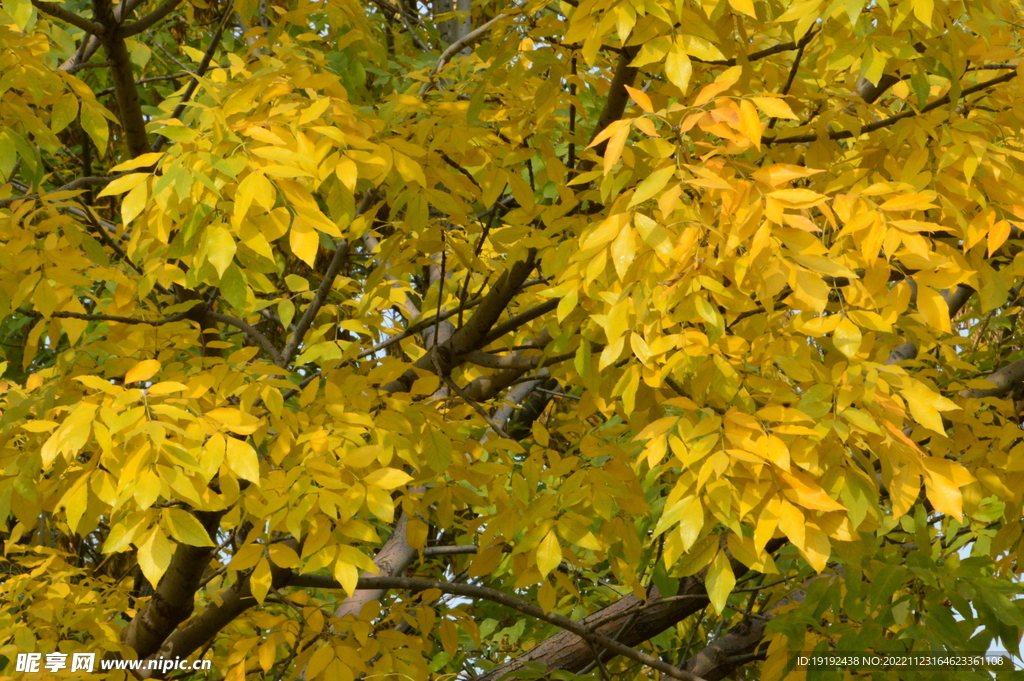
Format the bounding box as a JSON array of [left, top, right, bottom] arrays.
[[833, 316, 861, 358], [126, 359, 161, 384], [988, 220, 1011, 256], [110, 153, 165, 173], [706, 550, 736, 614], [163, 508, 214, 546], [333, 558, 359, 595], [63, 478, 89, 534], [536, 530, 562, 578], [147, 381, 188, 395], [728, 0, 757, 16], [694, 66, 742, 107], [269, 543, 301, 568], [440, 619, 459, 656], [391, 149, 427, 186], [290, 220, 319, 267], [921, 458, 974, 517], [879, 193, 938, 211], [776, 499, 805, 552], [752, 164, 823, 187], [365, 484, 395, 522], [205, 224, 237, 277], [791, 269, 829, 313], [629, 164, 675, 208], [755, 503, 779, 554], [21, 420, 58, 432], [225, 437, 261, 483], [916, 285, 951, 333], [137, 527, 173, 586], [624, 85, 653, 113], [5, 0, 33, 31], [751, 97, 798, 120], [913, 0, 933, 26], [770, 188, 827, 207], [97, 172, 148, 197], [889, 219, 943, 233], [665, 39, 693, 93], [603, 119, 632, 174], [901, 385, 959, 434], [233, 171, 263, 230], [610, 223, 636, 279], [801, 525, 831, 572], [250, 557, 272, 604], [738, 99, 762, 149], [206, 407, 262, 435], [121, 181, 149, 225], [780, 470, 847, 511], [363, 467, 413, 490]]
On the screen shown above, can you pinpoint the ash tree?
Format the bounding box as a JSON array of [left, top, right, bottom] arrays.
[[2, 0, 1024, 679]]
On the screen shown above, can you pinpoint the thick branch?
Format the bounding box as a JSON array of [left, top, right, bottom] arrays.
[[291, 575, 708, 681], [136, 541, 294, 677], [962, 358, 1024, 399], [123, 512, 223, 659], [380, 251, 538, 393], [886, 284, 974, 365], [30, 0, 104, 33], [58, 0, 145, 73], [481, 298, 559, 345], [94, 0, 150, 157], [464, 347, 575, 371]]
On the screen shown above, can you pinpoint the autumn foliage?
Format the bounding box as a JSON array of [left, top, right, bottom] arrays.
[[2, 0, 1024, 679]]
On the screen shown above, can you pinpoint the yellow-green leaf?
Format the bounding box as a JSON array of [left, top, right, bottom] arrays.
[[536, 530, 562, 579], [705, 550, 736, 614], [137, 527, 173, 586]]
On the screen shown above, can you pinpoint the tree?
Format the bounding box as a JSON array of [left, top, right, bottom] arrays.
[[1, 0, 1024, 678]]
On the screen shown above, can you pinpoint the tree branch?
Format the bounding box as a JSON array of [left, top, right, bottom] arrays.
[[962, 357, 1024, 399], [30, 0, 104, 33], [17, 308, 191, 326], [135, 540, 295, 677], [206, 312, 283, 365], [481, 298, 559, 345], [767, 71, 1018, 145], [118, 0, 185, 38], [280, 191, 375, 367], [123, 512, 226, 660], [288, 575, 709, 681], [464, 347, 575, 371], [694, 29, 819, 67], [886, 284, 974, 365], [58, 0, 146, 72], [418, 10, 520, 95], [151, 0, 235, 152], [92, 0, 150, 157]]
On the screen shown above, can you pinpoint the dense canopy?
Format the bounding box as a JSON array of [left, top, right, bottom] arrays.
[[2, 0, 1024, 679]]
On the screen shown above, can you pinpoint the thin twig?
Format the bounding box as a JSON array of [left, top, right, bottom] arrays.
[[152, 0, 235, 152], [433, 354, 512, 439], [279, 190, 375, 367], [120, 0, 186, 37], [767, 71, 1018, 145], [206, 312, 283, 365], [16, 308, 191, 325]]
